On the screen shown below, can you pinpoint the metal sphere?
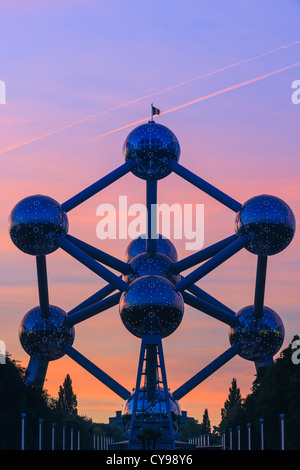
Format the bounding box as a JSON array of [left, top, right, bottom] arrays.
[[123, 252, 180, 284], [19, 305, 75, 361], [119, 275, 184, 338], [122, 386, 181, 434], [123, 121, 180, 180], [124, 234, 178, 263], [228, 305, 284, 362], [9, 194, 68, 256], [235, 194, 296, 256]]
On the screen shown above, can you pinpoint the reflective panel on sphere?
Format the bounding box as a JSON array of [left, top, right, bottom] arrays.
[[9, 195, 68, 255], [123, 252, 180, 284], [124, 234, 178, 263], [119, 275, 184, 338], [235, 194, 296, 255], [122, 386, 181, 434], [228, 305, 284, 362], [123, 121, 180, 180], [19, 305, 75, 361]]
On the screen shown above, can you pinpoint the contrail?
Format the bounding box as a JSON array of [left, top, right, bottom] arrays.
[[0, 41, 299, 155], [88, 61, 300, 141]]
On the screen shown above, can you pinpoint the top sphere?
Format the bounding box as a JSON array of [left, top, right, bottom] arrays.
[[235, 194, 296, 255], [9, 194, 68, 255], [122, 121, 180, 180]]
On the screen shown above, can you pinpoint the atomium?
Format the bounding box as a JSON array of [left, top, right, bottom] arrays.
[[228, 305, 285, 362], [122, 121, 180, 180], [9, 113, 296, 450], [235, 194, 296, 256], [9, 194, 68, 256], [19, 305, 75, 361]]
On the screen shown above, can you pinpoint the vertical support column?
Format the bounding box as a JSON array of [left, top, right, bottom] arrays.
[[157, 338, 175, 449], [253, 255, 268, 319], [146, 180, 157, 252], [36, 255, 49, 318], [128, 334, 175, 450], [128, 338, 147, 450]]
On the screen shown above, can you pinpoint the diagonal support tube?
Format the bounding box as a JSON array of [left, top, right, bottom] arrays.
[[65, 234, 131, 274], [67, 282, 118, 315], [175, 236, 247, 292], [171, 234, 238, 274], [169, 161, 242, 213], [186, 282, 236, 316], [56, 235, 128, 292], [183, 291, 238, 327], [172, 344, 241, 401], [63, 344, 130, 400], [61, 161, 132, 213], [65, 292, 121, 326]]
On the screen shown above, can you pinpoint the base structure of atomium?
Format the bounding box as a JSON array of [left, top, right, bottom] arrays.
[[9, 116, 296, 450]]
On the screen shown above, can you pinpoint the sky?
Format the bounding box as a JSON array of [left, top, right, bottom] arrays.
[[1, 0, 300, 429]]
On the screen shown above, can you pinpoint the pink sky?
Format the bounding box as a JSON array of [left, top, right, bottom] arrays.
[[1, 0, 300, 427]]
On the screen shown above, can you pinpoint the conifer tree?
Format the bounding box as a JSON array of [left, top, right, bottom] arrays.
[[201, 408, 211, 435], [219, 377, 243, 431], [57, 374, 78, 415]]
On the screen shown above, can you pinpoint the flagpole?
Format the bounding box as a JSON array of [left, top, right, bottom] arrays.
[[150, 103, 154, 122]]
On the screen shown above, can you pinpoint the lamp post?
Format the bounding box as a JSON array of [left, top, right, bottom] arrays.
[[279, 414, 285, 450], [237, 425, 241, 450], [21, 413, 26, 450], [259, 418, 264, 450], [38, 419, 43, 450], [247, 423, 251, 450], [51, 423, 56, 450]]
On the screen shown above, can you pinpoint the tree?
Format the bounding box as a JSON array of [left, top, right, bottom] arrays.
[[201, 408, 211, 435], [219, 378, 243, 431], [217, 337, 300, 450], [57, 374, 78, 415], [178, 418, 202, 442]]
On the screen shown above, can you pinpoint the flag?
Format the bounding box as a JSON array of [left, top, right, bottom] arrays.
[[151, 104, 160, 116]]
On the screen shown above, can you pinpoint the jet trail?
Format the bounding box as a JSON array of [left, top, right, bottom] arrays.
[[0, 41, 299, 155], [88, 61, 300, 141]]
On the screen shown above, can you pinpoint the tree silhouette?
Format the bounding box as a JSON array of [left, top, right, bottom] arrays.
[[201, 408, 211, 435], [219, 377, 243, 432], [57, 374, 78, 415]]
